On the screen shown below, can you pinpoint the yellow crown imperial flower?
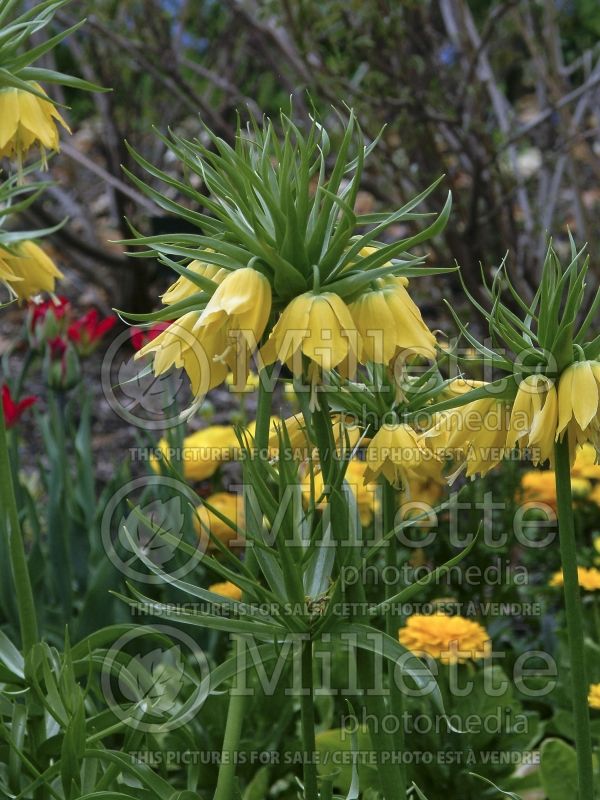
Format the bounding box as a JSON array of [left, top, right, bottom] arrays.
[[588, 684, 600, 710], [0, 84, 70, 164], [556, 361, 600, 452], [160, 259, 227, 305], [349, 276, 437, 363], [0, 241, 63, 300], [506, 375, 558, 466], [399, 612, 491, 664], [424, 382, 511, 479], [261, 291, 360, 375], [364, 423, 432, 489], [137, 267, 271, 397], [208, 581, 243, 601], [301, 458, 380, 526]]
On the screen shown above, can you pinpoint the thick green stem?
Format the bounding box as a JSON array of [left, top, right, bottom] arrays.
[[382, 479, 407, 797], [310, 399, 402, 800], [299, 639, 319, 800], [554, 436, 594, 800], [0, 399, 38, 653], [214, 368, 273, 800]]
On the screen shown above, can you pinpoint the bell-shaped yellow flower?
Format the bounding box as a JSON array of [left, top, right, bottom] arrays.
[[137, 268, 270, 396], [0, 241, 63, 300], [557, 361, 600, 451], [261, 291, 360, 374], [424, 383, 510, 479], [0, 84, 70, 163], [160, 259, 227, 305], [193, 267, 271, 351], [506, 375, 558, 466], [349, 276, 437, 363], [136, 310, 227, 396], [301, 458, 380, 525], [364, 423, 432, 488]]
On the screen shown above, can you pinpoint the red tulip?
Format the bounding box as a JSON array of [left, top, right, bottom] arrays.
[[68, 309, 117, 355], [2, 384, 38, 428]]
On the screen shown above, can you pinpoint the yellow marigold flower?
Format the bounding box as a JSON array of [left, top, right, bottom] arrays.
[[507, 375, 558, 466], [424, 384, 511, 479], [572, 443, 600, 481], [0, 83, 70, 163], [588, 684, 600, 710], [549, 566, 600, 591], [348, 276, 437, 363], [160, 259, 227, 305], [365, 423, 433, 488], [194, 491, 244, 551], [520, 470, 557, 508], [208, 581, 242, 601], [152, 425, 239, 481], [399, 612, 491, 664], [301, 458, 380, 526], [520, 470, 591, 509], [557, 361, 600, 450], [261, 291, 360, 374], [0, 241, 63, 300]]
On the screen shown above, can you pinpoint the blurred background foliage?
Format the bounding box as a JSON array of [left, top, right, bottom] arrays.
[[15, 0, 600, 311]]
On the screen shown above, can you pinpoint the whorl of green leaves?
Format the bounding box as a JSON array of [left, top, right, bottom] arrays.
[[120, 109, 453, 309], [0, 0, 104, 97], [448, 236, 599, 377]]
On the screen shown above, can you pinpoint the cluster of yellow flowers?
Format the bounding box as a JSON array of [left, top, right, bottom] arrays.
[[398, 611, 491, 664], [137, 255, 435, 401], [0, 84, 68, 300]]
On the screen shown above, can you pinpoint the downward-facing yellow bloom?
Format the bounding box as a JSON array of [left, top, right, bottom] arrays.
[[572, 444, 600, 481], [269, 413, 361, 461], [194, 492, 244, 551], [349, 276, 437, 363], [557, 361, 600, 452], [364, 423, 433, 488], [261, 292, 360, 374], [0, 241, 63, 299], [589, 684, 600, 709], [208, 581, 242, 601], [0, 84, 70, 163], [549, 566, 600, 592], [507, 375, 558, 466], [399, 612, 491, 664], [160, 259, 227, 305], [137, 268, 271, 396], [301, 458, 380, 525], [423, 382, 510, 479]]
